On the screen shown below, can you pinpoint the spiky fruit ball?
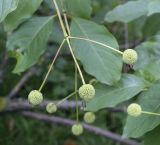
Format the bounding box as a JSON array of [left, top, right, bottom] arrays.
[[71, 123, 83, 136], [84, 112, 95, 123], [28, 90, 43, 105], [123, 49, 138, 65], [127, 103, 142, 117], [78, 84, 95, 101], [46, 102, 57, 114]]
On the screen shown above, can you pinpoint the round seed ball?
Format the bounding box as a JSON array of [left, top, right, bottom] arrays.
[[78, 84, 95, 101], [46, 102, 57, 114], [84, 112, 95, 123], [28, 90, 43, 105], [71, 123, 83, 136], [123, 49, 138, 65], [127, 103, 142, 117]]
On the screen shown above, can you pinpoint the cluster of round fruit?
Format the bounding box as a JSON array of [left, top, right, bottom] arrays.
[[28, 84, 96, 135], [27, 48, 138, 135]]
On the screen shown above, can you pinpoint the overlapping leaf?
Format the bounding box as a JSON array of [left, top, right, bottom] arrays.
[[7, 16, 54, 73], [105, 0, 148, 23], [70, 18, 122, 85], [64, 0, 92, 19], [86, 74, 147, 112], [105, 0, 160, 23], [4, 0, 43, 31], [123, 82, 160, 138], [0, 0, 19, 22], [134, 41, 160, 70], [144, 126, 160, 145]]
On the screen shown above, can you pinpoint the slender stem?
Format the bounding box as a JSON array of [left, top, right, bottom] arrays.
[[60, 0, 71, 35], [69, 36, 123, 55], [63, 13, 71, 35], [66, 38, 86, 85], [56, 91, 77, 106], [52, 0, 68, 37], [142, 111, 160, 116], [75, 65, 79, 122], [52, 0, 85, 85], [39, 39, 66, 92]]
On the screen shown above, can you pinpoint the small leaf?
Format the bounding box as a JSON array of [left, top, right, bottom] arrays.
[[105, 0, 148, 23], [7, 16, 54, 73], [123, 82, 160, 138], [0, 0, 19, 22], [4, 0, 43, 31], [86, 74, 147, 112], [70, 17, 122, 85]]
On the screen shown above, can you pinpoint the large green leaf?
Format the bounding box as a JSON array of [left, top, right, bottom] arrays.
[[4, 0, 43, 31], [136, 60, 160, 83], [123, 82, 160, 138], [86, 74, 147, 112], [70, 17, 122, 85], [142, 14, 160, 37], [144, 125, 160, 145], [134, 41, 160, 70], [0, 0, 19, 22], [64, 0, 92, 19], [105, 0, 160, 23], [148, 0, 160, 16], [105, 0, 148, 23], [7, 16, 54, 73]]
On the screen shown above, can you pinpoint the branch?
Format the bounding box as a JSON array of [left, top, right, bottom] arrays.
[[7, 67, 37, 99], [22, 111, 139, 145], [6, 99, 82, 111], [5, 99, 124, 113]]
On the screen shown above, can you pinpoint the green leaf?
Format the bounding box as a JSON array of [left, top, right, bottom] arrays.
[[142, 14, 160, 37], [7, 16, 54, 73], [0, 0, 19, 22], [86, 74, 147, 112], [123, 82, 160, 138], [105, 0, 148, 23], [64, 0, 92, 19], [144, 125, 160, 145], [148, 0, 160, 16], [4, 0, 43, 31], [70, 17, 122, 85], [134, 41, 160, 70], [136, 60, 160, 83]]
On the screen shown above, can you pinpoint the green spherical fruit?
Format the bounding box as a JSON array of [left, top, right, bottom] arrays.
[[46, 102, 57, 114], [71, 123, 83, 136], [127, 103, 142, 117], [28, 90, 43, 105], [123, 49, 138, 65], [78, 84, 95, 101], [84, 112, 95, 123]]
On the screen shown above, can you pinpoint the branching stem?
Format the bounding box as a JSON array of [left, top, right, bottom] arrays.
[[56, 91, 77, 106]]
